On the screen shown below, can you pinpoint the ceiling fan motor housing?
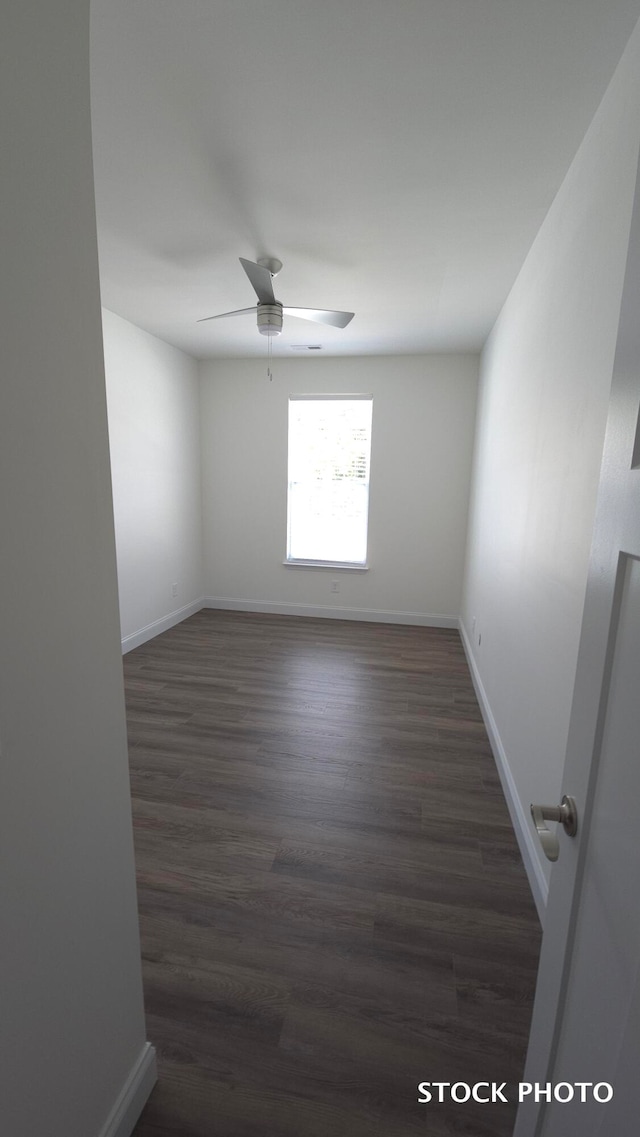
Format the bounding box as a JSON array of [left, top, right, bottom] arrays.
[[257, 302, 283, 336]]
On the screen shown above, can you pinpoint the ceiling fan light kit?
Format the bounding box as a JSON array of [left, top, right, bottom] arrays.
[[198, 257, 354, 338], [257, 302, 283, 336]]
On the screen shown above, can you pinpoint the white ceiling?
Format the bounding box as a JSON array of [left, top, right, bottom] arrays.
[[90, 1, 640, 359]]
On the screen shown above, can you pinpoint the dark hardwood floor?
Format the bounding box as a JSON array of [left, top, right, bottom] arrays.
[[126, 609, 541, 1137]]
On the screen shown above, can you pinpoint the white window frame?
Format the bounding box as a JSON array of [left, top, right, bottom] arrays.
[[285, 394, 373, 570]]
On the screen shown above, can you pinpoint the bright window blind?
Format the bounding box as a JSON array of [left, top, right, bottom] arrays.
[[287, 396, 373, 565]]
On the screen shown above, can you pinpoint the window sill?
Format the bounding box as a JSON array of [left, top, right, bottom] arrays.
[[283, 559, 369, 571]]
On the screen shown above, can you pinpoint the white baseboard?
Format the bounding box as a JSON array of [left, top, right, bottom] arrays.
[[98, 1042, 157, 1137], [458, 619, 548, 923], [121, 599, 205, 653], [202, 596, 458, 628]]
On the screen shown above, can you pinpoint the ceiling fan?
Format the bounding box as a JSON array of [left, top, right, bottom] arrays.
[[198, 257, 354, 337]]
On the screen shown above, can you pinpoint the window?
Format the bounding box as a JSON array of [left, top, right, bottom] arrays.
[[286, 395, 373, 567]]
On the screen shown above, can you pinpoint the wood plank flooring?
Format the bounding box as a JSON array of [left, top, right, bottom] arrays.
[[127, 610, 541, 1137]]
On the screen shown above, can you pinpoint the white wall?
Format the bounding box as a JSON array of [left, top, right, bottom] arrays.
[[103, 310, 204, 650], [200, 354, 478, 624], [0, 5, 154, 1137], [461, 17, 640, 912]]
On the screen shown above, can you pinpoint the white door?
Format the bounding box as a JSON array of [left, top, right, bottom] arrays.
[[514, 151, 640, 1135]]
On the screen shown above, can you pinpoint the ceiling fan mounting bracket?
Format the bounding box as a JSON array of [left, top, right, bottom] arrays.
[[257, 257, 283, 278]]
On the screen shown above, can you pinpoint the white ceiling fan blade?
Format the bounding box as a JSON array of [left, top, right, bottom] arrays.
[[197, 306, 257, 323], [283, 306, 354, 329], [239, 257, 276, 303]]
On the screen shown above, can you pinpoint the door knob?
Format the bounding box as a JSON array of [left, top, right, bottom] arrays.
[[530, 795, 578, 862]]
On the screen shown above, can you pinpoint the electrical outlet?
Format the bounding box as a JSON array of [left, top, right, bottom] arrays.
[[331, 580, 340, 594], [171, 582, 178, 598]]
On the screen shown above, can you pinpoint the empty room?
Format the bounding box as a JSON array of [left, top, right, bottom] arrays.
[[3, 3, 640, 1137]]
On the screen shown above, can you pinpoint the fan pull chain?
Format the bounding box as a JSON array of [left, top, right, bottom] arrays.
[[267, 333, 273, 382]]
